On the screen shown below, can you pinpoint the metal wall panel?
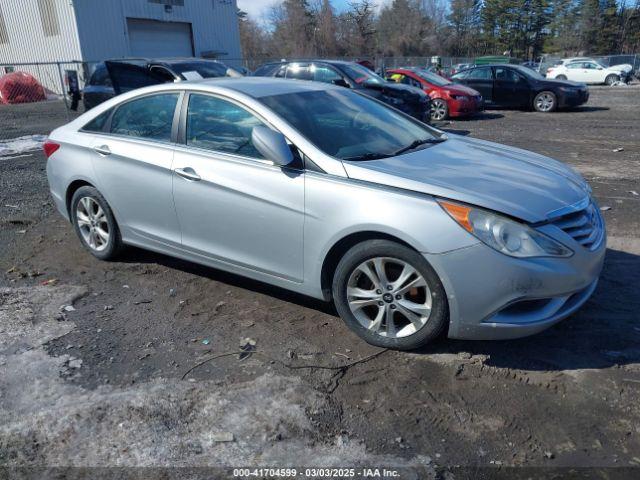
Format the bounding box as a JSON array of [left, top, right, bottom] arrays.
[[0, 0, 82, 63], [0, 0, 241, 65], [73, 0, 242, 64]]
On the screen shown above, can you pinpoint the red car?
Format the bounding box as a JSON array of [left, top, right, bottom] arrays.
[[386, 67, 483, 121]]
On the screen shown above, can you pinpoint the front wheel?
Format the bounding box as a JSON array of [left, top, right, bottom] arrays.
[[430, 98, 449, 121], [533, 91, 557, 112], [332, 240, 448, 350], [605, 74, 619, 86]]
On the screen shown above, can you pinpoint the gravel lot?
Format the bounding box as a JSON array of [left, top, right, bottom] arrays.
[[1, 86, 639, 477]]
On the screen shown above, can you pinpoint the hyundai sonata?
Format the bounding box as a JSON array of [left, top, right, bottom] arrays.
[[45, 78, 605, 350]]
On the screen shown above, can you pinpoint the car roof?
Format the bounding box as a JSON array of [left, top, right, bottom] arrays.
[[167, 77, 342, 98], [106, 57, 224, 65]]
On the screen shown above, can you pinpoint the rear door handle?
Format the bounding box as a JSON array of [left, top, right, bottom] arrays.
[[93, 145, 111, 156], [174, 167, 201, 181]]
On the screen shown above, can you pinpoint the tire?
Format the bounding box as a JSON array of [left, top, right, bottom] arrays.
[[605, 74, 619, 86], [70, 186, 123, 260], [555, 75, 567, 81], [430, 98, 449, 121], [332, 240, 448, 350], [533, 91, 557, 113]]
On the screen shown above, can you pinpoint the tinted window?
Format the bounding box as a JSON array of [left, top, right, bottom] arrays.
[[341, 63, 385, 85], [495, 67, 521, 82], [414, 69, 451, 86], [170, 61, 228, 79], [89, 63, 111, 87], [566, 62, 582, 69], [312, 64, 342, 83], [82, 108, 112, 132], [186, 94, 264, 158], [285, 63, 312, 80], [253, 63, 280, 77], [260, 89, 438, 161], [110, 93, 179, 141], [466, 67, 492, 80]]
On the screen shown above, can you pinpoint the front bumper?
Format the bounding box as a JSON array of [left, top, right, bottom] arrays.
[[448, 95, 484, 117], [559, 88, 589, 108], [424, 236, 606, 340]]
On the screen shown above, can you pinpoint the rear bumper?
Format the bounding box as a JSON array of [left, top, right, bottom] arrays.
[[424, 236, 606, 341]]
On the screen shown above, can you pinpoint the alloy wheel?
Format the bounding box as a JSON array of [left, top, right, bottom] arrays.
[[76, 197, 110, 252], [346, 257, 432, 338], [535, 93, 555, 112], [431, 99, 448, 120]]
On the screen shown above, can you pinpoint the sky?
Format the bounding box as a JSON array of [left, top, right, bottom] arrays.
[[237, 0, 391, 22]]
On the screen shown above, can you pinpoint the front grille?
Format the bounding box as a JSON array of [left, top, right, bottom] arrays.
[[550, 201, 603, 250]]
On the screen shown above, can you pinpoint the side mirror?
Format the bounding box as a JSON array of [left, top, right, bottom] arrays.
[[251, 126, 294, 167], [331, 78, 350, 88]]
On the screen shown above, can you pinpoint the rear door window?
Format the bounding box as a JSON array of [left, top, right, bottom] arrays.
[[110, 93, 179, 142], [285, 63, 312, 81], [466, 67, 492, 80], [312, 64, 342, 84], [185, 93, 265, 159]]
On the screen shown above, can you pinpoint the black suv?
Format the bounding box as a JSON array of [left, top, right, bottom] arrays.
[[253, 60, 431, 122], [83, 58, 240, 110]]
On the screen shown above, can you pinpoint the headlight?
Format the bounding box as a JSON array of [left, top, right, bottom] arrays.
[[438, 200, 573, 258], [449, 94, 468, 101], [558, 86, 577, 93]]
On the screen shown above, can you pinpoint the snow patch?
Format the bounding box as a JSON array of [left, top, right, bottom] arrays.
[[0, 134, 47, 157]]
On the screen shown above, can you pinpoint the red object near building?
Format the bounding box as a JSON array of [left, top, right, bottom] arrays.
[[386, 67, 483, 121], [0, 71, 47, 104]]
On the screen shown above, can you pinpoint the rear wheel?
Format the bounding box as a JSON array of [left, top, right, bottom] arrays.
[[430, 98, 449, 121], [533, 91, 557, 112], [555, 74, 567, 80], [70, 186, 123, 260], [332, 240, 448, 350], [605, 74, 619, 86]]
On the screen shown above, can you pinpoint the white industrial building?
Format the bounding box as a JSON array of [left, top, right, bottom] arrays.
[[0, 0, 242, 65]]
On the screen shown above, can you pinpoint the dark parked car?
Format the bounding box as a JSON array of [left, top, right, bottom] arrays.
[[253, 60, 431, 122], [451, 64, 588, 112], [83, 58, 240, 110]]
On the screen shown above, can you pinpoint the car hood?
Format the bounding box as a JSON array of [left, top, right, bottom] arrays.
[[441, 83, 480, 96], [342, 135, 590, 223], [606, 64, 632, 73], [364, 81, 428, 99], [543, 77, 586, 88]]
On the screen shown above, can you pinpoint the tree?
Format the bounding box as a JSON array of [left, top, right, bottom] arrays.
[[315, 0, 340, 56], [341, 0, 377, 56], [447, 0, 482, 56], [237, 9, 270, 65], [270, 0, 317, 57], [377, 0, 429, 56]]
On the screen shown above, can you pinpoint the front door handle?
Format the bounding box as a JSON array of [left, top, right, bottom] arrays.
[[174, 167, 201, 181], [93, 145, 111, 156]]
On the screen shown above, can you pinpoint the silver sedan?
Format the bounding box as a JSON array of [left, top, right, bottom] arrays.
[[44, 78, 605, 350]]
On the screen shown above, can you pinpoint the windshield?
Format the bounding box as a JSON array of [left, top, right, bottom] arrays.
[[171, 61, 229, 79], [413, 69, 452, 86], [259, 89, 440, 161], [340, 63, 386, 85]]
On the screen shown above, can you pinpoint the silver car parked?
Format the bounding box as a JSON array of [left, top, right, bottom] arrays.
[[45, 78, 605, 350]]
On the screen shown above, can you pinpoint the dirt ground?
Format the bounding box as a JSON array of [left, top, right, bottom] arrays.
[[1, 86, 639, 479]]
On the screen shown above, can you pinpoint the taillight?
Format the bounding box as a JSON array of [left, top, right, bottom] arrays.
[[43, 140, 60, 159]]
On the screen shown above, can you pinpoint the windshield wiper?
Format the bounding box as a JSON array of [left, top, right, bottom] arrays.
[[393, 137, 446, 156], [342, 152, 393, 162]]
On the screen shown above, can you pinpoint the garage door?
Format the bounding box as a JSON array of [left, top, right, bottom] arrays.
[[127, 18, 194, 58]]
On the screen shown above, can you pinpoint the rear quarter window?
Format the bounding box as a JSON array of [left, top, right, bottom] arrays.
[[81, 108, 112, 132]]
